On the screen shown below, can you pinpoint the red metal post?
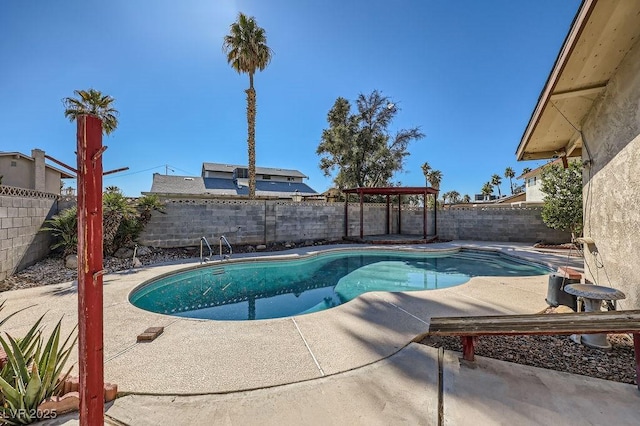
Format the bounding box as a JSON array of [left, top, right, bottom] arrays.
[[76, 115, 105, 425], [359, 191, 364, 239]]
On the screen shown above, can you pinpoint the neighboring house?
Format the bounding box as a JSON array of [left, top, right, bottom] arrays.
[[148, 162, 319, 199], [517, 157, 580, 204], [516, 0, 640, 308], [0, 149, 73, 195]]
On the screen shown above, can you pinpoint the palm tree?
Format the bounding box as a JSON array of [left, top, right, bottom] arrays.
[[426, 170, 442, 191], [441, 191, 450, 206], [63, 89, 118, 135], [481, 182, 494, 200], [504, 167, 515, 194], [462, 194, 471, 203], [521, 167, 532, 175], [491, 174, 502, 198], [421, 162, 431, 187], [223, 13, 273, 199], [449, 190, 460, 204]]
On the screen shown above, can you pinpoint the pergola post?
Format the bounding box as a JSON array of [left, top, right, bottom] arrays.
[[344, 193, 349, 238], [398, 195, 402, 234], [385, 195, 390, 235], [76, 115, 105, 425], [423, 189, 427, 239], [359, 190, 364, 239]]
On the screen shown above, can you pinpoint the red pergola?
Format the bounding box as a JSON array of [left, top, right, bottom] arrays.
[[343, 186, 438, 239]]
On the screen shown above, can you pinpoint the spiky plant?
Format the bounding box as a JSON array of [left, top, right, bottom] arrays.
[[63, 89, 118, 135]]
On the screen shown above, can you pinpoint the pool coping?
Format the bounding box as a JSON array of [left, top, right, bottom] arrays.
[[0, 240, 584, 395]]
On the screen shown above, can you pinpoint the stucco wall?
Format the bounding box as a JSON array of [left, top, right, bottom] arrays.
[[580, 37, 640, 309], [139, 198, 569, 248], [0, 189, 57, 281]]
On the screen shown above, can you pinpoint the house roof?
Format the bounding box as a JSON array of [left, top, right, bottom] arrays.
[[202, 162, 308, 179], [148, 174, 318, 198], [516, 0, 640, 161], [517, 158, 564, 179], [0, 151, 74, 178], [343, 186, 438, 196]]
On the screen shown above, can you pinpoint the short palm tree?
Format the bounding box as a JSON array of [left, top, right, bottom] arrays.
[[504, 167, 515, 194], [491, 174, 502, 198], [63, 88, 118, 135], [223, 13, 273, 199]]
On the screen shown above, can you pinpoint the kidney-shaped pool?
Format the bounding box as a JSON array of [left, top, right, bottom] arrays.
[[129, 249, 550, 321]]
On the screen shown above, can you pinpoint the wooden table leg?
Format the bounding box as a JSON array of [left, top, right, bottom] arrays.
[[462, 336, 475, 361]]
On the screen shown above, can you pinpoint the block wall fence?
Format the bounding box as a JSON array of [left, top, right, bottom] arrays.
[[138, 198, 570, 247], [0, 186, 59, 281], [0, 194, 571, 280]]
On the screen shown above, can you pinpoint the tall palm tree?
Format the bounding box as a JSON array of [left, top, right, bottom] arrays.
[[223, 12, 273, 199], [504, 167, 515, 194], [421, 162, 431, 187], [63, 88, 118, 135], [481, 182, 494, 200], [449, 190, 460, 204], [491, 174, 502, 198], [521, 167, 532, 175]]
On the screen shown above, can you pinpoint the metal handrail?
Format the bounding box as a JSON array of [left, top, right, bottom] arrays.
[[219, 235, 233, 260], [200, 237, 213, 263]]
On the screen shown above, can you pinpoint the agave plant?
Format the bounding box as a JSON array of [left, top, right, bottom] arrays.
[[41, 207, 78, 257], [0, 319, 76, 425]]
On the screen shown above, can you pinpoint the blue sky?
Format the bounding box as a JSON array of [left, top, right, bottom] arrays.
[[1, 0, 581, 197]]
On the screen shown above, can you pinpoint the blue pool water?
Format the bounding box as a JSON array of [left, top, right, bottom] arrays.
[[129, 249, 549, 321]]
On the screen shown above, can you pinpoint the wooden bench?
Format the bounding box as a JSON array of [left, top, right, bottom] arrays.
[[424, 309, 640, 390]]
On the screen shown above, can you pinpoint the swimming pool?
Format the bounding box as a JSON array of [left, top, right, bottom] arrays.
[[129, 249, 550, 321]]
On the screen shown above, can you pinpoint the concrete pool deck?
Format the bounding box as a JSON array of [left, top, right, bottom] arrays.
[[7, 241, 639, 424]]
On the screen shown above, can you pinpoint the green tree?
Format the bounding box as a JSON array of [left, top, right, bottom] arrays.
[[462, 194, 471, 203], [540, 161, 583, 236], [317, 90, 424, 188], [481, 182, 493, 200], [504, 167, 515, 194], [449, 190, 460, 204], [223, 12, 273, 199], [491, 174, 502, 198], [63, 88, 118, 135]]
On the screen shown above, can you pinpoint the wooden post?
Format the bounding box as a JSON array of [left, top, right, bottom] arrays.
[[76, 115, 105, 425], [359, 191, 364, 239]]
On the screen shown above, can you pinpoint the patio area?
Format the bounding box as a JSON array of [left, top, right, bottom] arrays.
[[6, 241, 640, 425]]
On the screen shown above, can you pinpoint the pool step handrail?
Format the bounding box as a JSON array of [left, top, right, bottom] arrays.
[[200, 236, 213, 263], [219, 235, 233, 260]]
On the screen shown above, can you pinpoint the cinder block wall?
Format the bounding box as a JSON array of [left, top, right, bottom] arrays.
[[436, 207, 571, 243], [0, 189, 57, 281], [139, 198, 570, 247]]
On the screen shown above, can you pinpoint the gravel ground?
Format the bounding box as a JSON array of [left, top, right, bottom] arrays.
[[2, 245, 636, 386], [420, 329, 637, 385]]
